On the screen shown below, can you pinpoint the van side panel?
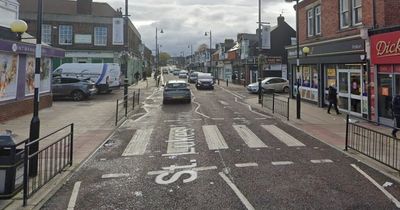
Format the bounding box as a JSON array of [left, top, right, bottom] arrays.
[[96, 63, 107, 85]]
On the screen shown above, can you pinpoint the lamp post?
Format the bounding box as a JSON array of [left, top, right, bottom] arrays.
[[155, 28, 164, 78], [285, 0, 301, 119], [257, 0, 263, 104], [122, 0, 129, 112], [188, 44, 193, 70], [10, 20, 28, 41], [205, 31, 212, 74]]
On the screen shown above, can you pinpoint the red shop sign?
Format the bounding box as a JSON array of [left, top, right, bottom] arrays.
[[371, 31, 400, 64]]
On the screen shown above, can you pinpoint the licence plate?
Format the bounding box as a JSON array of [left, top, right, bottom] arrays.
[[173, 96, 184, 99]]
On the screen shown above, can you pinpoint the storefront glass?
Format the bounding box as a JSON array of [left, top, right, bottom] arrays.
[[336, 64, 364, 116], [295, 65, 318, 102], [377, 64, 400, 123]]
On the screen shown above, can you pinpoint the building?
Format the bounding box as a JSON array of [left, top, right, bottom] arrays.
[[0, 0, 64, 122], [19, 0, 145, 85]]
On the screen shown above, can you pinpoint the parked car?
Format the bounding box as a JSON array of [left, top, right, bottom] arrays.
[[196, 73, 214, 90], [163, 80, 191, 104], [52, 77, 97, 101], [247, 77, 289, 93], [188, 71, 199, 83]]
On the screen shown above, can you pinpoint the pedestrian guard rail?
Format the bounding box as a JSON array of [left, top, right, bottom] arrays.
[[115, 89, 141, 126], [262, 91, 290, 121], [23, 123, 74, 206], [345, 114, 400, 173]]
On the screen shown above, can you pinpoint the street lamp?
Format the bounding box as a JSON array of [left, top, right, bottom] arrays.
[[204, 31, 212, 74], [285, 0, 301, 119], [257, 0, 263, 104], [188, 44, 193, 70], [155, 27, 164, 77], [10, 20, 28, 41], [122, 0, 129, 114]]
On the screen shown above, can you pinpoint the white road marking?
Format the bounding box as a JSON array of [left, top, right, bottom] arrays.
[[101, 173, 130, 179], [219, 172, 255, 210], [233, 125, 268, 148], [235, 97, 271, 118], [310, 159, 333, 163], [233, 117, 246, 120], [219, 100, 230, 105], [122, 128, 154, 156], [147, 170, 166, 175], [272, 161, 294, 166], [255, 118, 267, 120], [193, 166, 218, 171], [351, 164, 400, 208], [218, 86, 245, 100], [235, 163, 259, 168], [261, 125, 305, 147], [192, 93, 211, 119], [162, 151, 198, 157], [202, 125, 229, 150], [166, 127, 196, 154], [147, 166, 217, 175], [212, 118, 225, 121], [164, 120, 180, 122], [67, 181, 81, 210]]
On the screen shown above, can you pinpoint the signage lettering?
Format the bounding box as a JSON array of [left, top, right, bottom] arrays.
[[375, 38, 400, 57]]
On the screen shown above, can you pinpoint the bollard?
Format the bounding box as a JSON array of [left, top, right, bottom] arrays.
[[137, 89, 141, 105], [218, 79, 220, 85], [133, 91, 135, 110], [226, 79, 228, 87], [272, 93, 275, 114], [115, 99, 119, 126]]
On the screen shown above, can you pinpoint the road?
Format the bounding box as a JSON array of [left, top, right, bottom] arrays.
[[42, 73, 400, 209]]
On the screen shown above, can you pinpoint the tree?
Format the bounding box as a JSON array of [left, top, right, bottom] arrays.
[[159, 52, 171, 66], [197, 44, 208, 52]]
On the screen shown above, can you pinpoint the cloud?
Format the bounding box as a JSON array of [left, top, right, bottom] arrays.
[[95, 0, 296, 56]]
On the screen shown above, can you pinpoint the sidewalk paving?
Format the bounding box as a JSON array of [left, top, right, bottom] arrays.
[[0, 78, 157, 210]]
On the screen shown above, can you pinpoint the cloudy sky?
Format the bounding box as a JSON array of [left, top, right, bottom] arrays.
[[96, 0, 296, 56]]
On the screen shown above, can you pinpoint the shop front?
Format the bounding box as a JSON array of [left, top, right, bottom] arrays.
[[369, 28, 400, 125]]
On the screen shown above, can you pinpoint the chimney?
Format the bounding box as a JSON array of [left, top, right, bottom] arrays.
[[77, 0, 93, 15], [277, 14, 285, 26]]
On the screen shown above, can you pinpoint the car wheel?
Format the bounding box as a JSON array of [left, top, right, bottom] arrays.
[[72, 90, 85, 101], [283, 86, 289, 93], [106, 90, 112, 93]]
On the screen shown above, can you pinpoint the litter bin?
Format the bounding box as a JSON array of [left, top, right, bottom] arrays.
[[0, 131, 24, 199]]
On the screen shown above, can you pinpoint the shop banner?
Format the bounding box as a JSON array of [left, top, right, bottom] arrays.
[[0, 52, 18, 101], [371, 31, 400, 64], [112, 18, 124, 45], [25, 56, 51, 96]]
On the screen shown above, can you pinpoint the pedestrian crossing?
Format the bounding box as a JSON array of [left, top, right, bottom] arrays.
[[121, 124, 307, 156]]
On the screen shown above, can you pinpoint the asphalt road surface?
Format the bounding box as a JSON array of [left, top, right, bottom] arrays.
[[42, 74, 400, 210]]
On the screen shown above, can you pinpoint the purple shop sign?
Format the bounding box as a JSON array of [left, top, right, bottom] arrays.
[[0, 39, 65, 57]]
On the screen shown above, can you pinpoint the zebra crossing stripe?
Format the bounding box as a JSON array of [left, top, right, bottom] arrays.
[[261, 125, 305, 147], [122, 128, 154, 156], [233, 125, 268, 148], [202, 125, 229, 150]]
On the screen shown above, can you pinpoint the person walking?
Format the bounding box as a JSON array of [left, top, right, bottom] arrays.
[[327, 84, 341, 115], [391, 94, 400, 137]]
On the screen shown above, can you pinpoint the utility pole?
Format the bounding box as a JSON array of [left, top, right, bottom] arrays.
[[258, 0, 262, 104]]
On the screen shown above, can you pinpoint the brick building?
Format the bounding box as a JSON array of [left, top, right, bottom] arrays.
[[287, 0, 400, 121]]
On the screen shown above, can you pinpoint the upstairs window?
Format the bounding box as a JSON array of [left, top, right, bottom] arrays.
[[307, 5, 321, 37], [307, 9, 314, 37], [352, 0, 362, 25], [94, 27, 107, 46], [340, 0, 362, 29], [315, 6, 321, 35], [59, 25, 72, 45], [340, 0, 350, 28], [42, 24, 51, 44]]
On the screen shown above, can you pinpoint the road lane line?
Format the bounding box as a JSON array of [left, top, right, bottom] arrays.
[[203, 125, 229, 150], [351, 164, 400, 208], [310, 159, 333, 163], [234, 97, 272, 119], [101, 173, 130, 179], [235, 163, 258, 168], [193, 166, 218, 171], [192, 93, 211, 119], [122, 128, 154, 156], [218, 86, 245, 100], [219, 172, 255, 210], [233, 125, 268, 148], [261, 125, 305, 147], [219, 100, 230, 105], [147, 166, 217, 175], [212, 118, 225, 121], [255, 118, 267, 120], [272, 161, 294, 166], [67, 181, 82, 210]]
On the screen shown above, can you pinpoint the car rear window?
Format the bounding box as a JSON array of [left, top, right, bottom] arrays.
[[166, 83, 187, 88]]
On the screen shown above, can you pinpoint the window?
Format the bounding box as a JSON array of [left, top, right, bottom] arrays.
[[315, 6, 321, 35], [42, 24, 51, 44], [59, 25, 72, 45], [307, 9, 314, 37], [340, 0, 362, 29], [94, 27, 107, 46], [352, 0, 362, 25], [307, 5, 321, 37], [340, 0, 350, 28]]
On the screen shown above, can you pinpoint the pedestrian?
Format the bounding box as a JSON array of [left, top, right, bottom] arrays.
[[391, 94, 400, 137], [327, 84, 341, 115], [142, 71, 147, 81], [134, 72, 140, 83]]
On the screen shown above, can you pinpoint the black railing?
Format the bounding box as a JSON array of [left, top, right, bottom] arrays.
[[345, 115, 400, 173], [262, 92, 290, 121], [115, 90, 140, 126], [23, 124, 74, 206]]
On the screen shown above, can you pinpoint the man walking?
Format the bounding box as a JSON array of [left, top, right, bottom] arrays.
[[327, 84, 341, 115], [392, 94, 400, 137]]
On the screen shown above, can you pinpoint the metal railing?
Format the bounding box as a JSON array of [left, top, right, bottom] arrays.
[[115, 89, 140, 126], [23, 124, 74, 206], [345, 115, 400, 173], [262, 91, 290, 121]]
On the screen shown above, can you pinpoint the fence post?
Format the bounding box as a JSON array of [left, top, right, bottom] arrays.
[[137, 89, 141, 105], [124, 94, 128, 117], [345, 114, 350, 151], [226, 79, 228, 87], [132, 91, 135, 110], [115, 99, 119, 126], [23, 143, 29, 206], [70, 123, 74, 166], [287, 97, 290, 121], [272, 93, 275, 114], [261, 93, 264, 107]]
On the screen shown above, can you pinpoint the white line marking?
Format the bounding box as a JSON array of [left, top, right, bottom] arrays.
[[166, 127, 196, 154], [218, 86, 245, 99], [147, 166, 217, 175], [203, 125, 229, 150], [67, 181, 81, 210], [193, 166, 218, 171], [272, 161, 294, 166], [161, 151, 198, 157], [261, 125, 305, 147], [101, 173, 130, 179], [235, 97, 271, 118], [219, 172, 255, 210], [233, 117, 246, 120], [147, 170, 165, 175], [233, 125, 268, 148], [219, 100, 230, 105], [255, 118, 267, 120], [164, 120, 179, 122], [122, 128, 154, 156], [235, 163, 259, 168], [212, 118, 225, 121], [351, 164, 400, 208], [310, 159, 333, 163], [191, 92, 211, 119]]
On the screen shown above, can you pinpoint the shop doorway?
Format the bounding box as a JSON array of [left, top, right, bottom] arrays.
[[337, 69, 363, 116], [378, 73, 400, 125]]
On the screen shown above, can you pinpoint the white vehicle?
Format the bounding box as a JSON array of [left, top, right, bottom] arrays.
[[53, 63, 121, 93]]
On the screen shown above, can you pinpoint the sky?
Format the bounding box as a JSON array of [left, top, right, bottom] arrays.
[[96, 0, 296, 57]]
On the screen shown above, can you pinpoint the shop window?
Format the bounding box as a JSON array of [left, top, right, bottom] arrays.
[[295, 65, 318, 102]]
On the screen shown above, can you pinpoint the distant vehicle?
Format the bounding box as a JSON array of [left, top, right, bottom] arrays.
[[178, 70, 188, 79], [173, 69, 180, 76], [196, 73, 214, 90], [162, 68, 169, 74], [247, 77, 289, 93], [53, 63, 121, 93], [52, 77, 97, 101], [188, 72, 199, 83], [163, 80, 191, 104]]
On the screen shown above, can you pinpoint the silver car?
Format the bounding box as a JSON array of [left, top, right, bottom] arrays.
[[52, 77, 97, 101], [163, 80, 191, 104], [247, 77, 289, 93]]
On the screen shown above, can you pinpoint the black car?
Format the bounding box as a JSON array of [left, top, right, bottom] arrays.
[[196, 73, 214, 90]]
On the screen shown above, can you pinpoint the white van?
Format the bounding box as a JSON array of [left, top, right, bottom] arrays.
[[53, 63, 121, 93]]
